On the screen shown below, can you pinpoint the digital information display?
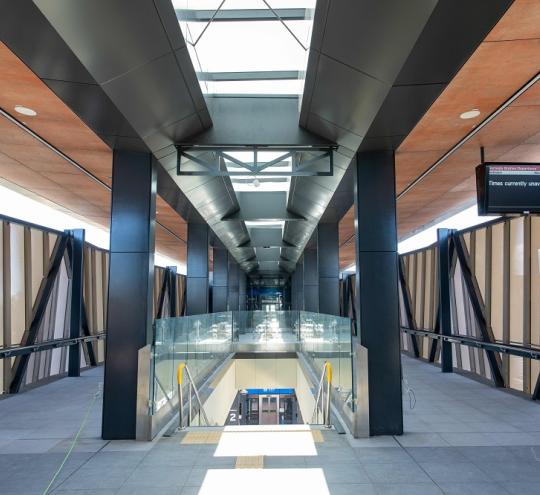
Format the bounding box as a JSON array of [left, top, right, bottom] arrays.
[[476, 163, 540, 215]]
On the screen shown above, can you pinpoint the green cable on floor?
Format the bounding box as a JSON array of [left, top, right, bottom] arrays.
[[42, 382, 102, 495]]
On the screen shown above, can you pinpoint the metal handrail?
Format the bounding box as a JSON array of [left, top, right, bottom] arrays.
[[401, 327, 540, 360], [0, 333, 106, 359], [176, 363, 210, 428], [311, 361, 332, 428]]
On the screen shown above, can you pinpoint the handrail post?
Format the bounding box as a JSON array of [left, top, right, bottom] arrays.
[[325, 362, 332, 428]]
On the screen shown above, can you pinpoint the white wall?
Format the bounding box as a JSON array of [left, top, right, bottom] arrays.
[[295, 361, 317, 424]]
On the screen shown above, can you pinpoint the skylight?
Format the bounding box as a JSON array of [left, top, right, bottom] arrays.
[[174, 0, 316, 96]]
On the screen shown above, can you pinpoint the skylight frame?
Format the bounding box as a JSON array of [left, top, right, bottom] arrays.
[[175, 0, 316, 97]]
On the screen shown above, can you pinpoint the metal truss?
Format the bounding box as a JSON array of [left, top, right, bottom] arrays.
[[176, 145, 335, 177]]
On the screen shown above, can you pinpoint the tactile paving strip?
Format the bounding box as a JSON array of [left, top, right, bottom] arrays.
[[180, 431, 222, 444], [235, 456, 264, 469]]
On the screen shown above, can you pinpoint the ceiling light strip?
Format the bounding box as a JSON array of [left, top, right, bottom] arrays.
[[0, 108, 186, 245], [397, 71, 540, 200]]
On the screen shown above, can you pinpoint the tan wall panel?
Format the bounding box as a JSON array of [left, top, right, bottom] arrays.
[[94, 250, 104, 332], [423, 249, 432, 330], [475, 228, 487, 302], [415, 252, 424, 328], [530, 217, 540, 387], [10, 224, 26, 346], [30, 229, 44, 305], [490, 224, 504, 341], [509, 218, 524, 390], [0, 222, 3, 392]]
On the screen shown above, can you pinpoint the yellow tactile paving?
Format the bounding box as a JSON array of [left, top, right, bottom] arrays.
[[311, 430, 324, 443], [235, 456, 264, 469], [180, 431, 222, 444]]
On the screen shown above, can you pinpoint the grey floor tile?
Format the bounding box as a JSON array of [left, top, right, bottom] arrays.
[[117, 484, 182, 494], [363, 461, 432, 484], [322, 462, 371, 484], [353, 447, 412, 464], [327, 483, 377, 494], [405, 447, 468, 464], [419, 460, 489, 483], [373, 482, 443, 494], [124, 465, 192, 488], [503, 481, 540, 494], [437, 482, 509, 495], [395, 433, 450, 447]]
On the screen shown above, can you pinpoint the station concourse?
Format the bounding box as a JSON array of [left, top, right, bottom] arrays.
[[0, 1, 540, 494]]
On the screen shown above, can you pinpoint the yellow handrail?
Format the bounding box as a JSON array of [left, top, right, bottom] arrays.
[[177, 363, 186, 385], [325, 361, 332, 385]]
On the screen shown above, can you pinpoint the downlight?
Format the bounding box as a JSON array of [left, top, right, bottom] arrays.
[[14, 105, 37, 117], [460, 109, 480, 120]]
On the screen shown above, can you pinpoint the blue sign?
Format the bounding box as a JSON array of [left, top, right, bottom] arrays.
[[244, 388, 294, 395]]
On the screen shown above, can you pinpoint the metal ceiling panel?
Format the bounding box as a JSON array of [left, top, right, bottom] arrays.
[[321, 0, 514, 225]]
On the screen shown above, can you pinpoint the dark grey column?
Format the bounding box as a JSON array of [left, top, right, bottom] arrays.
[[297, 255, 304, 310], [102, 150, 156, 440], [228, 258, 239, 311], [291, 270, 298, 310], [212, 248, 228, 313], [303, 246, 319, 312], [186, 223, 209, 315], [238, 270, 247, 311], [354, 151, 403, 436], [437, 228, 453, 373], [318, 223, 340, 316]]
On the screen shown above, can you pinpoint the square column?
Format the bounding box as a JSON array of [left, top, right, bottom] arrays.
[[186, 223, 209, 315], [238, 270, 247, 311], [318, 223, 340, 316], [292, 255, 304, 310], [303, 246, 319, 312], [227, 257, 239, 311], [102, 150, 156, 440], [212, 248, 228, 313], [354, 151, 403, 436]]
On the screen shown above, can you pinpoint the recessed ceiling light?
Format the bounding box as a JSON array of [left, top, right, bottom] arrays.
[[460, 109, 480, 120], [14, 105, 37, 117]]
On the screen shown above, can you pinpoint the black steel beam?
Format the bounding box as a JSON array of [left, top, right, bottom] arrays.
[[452, 233, 505, 387], [198, 70, 300, 81], [437, 229, 454, 373], [66, 229, 85, 377], [168, 266, 177, 317], [398, 257, 420, 358], [533, 372, 540, 401], [9, 234, 69, 393], [176, 8, 309, 22]]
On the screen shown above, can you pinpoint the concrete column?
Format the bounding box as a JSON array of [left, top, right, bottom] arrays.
[[354, 151, 403, 436], [318, 223, 340, 316], [102, 150, 156, 440], [212, 248, 228, 313], [186, 223, 209, 315]]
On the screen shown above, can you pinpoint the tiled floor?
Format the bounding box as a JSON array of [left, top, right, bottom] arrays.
[[0, 356, 539, 494]]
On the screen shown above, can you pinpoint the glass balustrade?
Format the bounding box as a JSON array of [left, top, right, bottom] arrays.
[[151, 310, 354, 416]]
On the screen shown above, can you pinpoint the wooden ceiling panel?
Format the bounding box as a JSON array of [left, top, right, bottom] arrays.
[[485, 0, 540, 41], [0, 42, 188, 267]]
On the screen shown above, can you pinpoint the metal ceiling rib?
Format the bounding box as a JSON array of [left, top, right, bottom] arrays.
[[31, 0, 261, 270], [287, 0, 440, 271], [318, 0, 514, 227]]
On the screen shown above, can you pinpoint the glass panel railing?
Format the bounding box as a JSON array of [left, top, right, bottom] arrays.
[[152, 312, 233, 414], [232, 310, 299, 343], [151, 310, 354, 417], [298, 311, 354, 414]]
